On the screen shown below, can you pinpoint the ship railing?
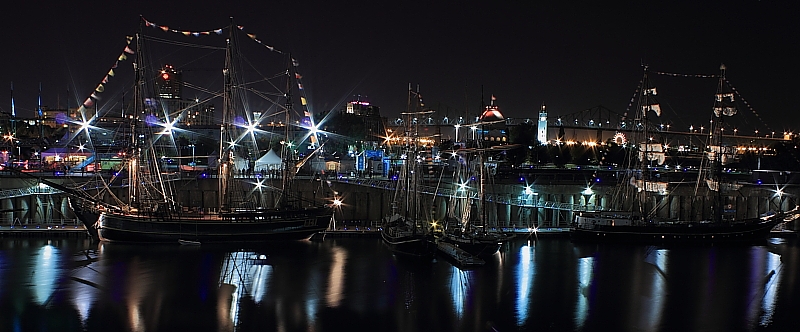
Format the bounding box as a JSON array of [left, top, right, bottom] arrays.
[[0, 186, 64, 199], [0, 217, 82, 227], [333, 177, 601, 211]]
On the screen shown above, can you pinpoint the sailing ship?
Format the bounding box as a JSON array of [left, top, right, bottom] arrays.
[[80, 18, 334, 243], [380, 86, 436, 258], [571, 64, 785, 244], [439, 97, 512, 257]]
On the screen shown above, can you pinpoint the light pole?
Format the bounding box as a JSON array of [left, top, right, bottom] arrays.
[[189, 144, 196, 169]]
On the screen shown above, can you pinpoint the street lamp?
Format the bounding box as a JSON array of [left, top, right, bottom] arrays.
[[454, 124, 460, 143], [582, 187, 594, 210]]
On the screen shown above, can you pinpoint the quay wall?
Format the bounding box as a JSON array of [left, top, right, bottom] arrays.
[[1, 175, 798, 231]]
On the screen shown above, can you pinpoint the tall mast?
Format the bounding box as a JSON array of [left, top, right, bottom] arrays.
[[129, 23, 144, 209], [637, 64, 661, 219], [10, 82, 15, 137], [710, 63, 736, 223], [219, 18, 235, 212], [280, 55, 295, 208]]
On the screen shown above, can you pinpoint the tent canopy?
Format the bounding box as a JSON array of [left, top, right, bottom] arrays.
[[254, 150, 283, 171]]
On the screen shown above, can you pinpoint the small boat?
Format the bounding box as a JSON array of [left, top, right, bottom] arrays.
[[380, 87, 436, 259], [178, 239, 201, 246], [436, 240, 485, 267], [439, 97, 512, 257]]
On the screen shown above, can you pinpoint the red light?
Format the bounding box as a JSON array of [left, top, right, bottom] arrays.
[[162, 73, 170, 80]]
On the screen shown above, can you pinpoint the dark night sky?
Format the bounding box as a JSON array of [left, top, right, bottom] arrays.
[[1, 0, 797, 134]]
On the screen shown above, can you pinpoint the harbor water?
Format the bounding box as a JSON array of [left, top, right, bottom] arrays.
[[1, 236, 798, 331]]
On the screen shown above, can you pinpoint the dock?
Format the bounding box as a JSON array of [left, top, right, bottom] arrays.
[[0, 225, 90, 238], [436, 240, 485, 267]]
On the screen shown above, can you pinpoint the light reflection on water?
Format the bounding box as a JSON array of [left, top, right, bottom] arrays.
[[1, 237, 799, 331], [33, 244, 57, 305], [575, 256, 593, 329], [515, 241, 534, 326]]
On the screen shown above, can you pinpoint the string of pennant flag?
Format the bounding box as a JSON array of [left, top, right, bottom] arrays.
[[79, 36, 135, 110], [141, 17, 318, 143], [654, 71, 719, 78], [141, 17, 284, 55], [624, 79, 643, 117], [725, 79, 773, 134], [142, 17, 224, 36]]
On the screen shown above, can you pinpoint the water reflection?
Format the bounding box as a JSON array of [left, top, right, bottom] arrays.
[[515, 241, 534, 326], [448, 265, 475, 319], [326, 246, 347, 307], [639, 248, 667, 331], [34, 244, 58, 305], [1, 238, 800, 331], [575, 256, 593, 328]]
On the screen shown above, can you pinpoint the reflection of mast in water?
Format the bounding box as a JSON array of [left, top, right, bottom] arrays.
[[218, 251, 256, 331], [326, 246, 348, 308]]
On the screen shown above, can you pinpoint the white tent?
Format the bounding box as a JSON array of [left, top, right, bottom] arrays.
[[254, 150, 283, 171]]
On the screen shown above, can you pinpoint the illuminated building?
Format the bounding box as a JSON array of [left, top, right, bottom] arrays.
[[537, 103, 547, 144]]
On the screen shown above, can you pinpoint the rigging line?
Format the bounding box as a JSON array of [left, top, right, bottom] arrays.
[[235, 85, 285, 98], [238, 71, 287, 86], [236, 48, 284, 85], [724, 79, 774, 134], [140, 34, 226, 50], [182, 82, 223, 97], [238, 86, 287, 111], [624, 79, 643, 114]]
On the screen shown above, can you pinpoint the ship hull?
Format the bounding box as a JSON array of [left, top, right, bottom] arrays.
[[97, 207, 332, 243], [381, 228, 436, 259], [439, 233, 507, 257], [570, 219, 781, 244], [68, 198, 101, 241]]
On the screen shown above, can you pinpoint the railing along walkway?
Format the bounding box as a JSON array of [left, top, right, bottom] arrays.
[[333, 177, 600, 212]]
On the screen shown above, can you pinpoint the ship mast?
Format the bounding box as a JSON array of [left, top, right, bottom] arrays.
[[637, 64, 661, 220], [218, 18, 235, 212], [279, 56, 295, 208], [709, 63, 737, 223], [129, 25, 144, 210]]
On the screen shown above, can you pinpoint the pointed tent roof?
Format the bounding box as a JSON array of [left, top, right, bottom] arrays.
[[254, 149, 283, 170]]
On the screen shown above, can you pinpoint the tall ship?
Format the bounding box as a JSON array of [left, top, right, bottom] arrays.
[[380, 86, 436, 258], [439, 96, 512, 257], [70, 18, 335, 243], [570, 64, 786, 244]]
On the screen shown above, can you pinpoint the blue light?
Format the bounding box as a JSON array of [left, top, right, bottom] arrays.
[[757, 179, 763, 185], [595, 178, 600, 183]]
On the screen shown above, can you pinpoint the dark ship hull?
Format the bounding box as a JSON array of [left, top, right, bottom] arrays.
[[439, 232, 510, 257], [68, 198, 101, 241], [97, 206, 332, 243], [570, 218, 781, 244], [381, 227, 436, 259]]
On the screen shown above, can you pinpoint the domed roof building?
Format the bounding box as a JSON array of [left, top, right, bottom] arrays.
[[479, 95, 508, 146]]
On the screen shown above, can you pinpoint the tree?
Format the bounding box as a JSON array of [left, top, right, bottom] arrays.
[[549, 144, 572, 167], [507, 122, 537, 166]]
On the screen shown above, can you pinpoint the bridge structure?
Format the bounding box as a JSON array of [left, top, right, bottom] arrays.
[[386, 104, 788, 148]]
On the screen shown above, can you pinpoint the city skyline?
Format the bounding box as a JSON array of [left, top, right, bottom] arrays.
[[1, 1, 797, 135]]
